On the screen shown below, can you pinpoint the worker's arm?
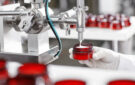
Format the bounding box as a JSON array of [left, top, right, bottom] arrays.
[[118, 54, 135, 71], [69, 46, 135, 71]]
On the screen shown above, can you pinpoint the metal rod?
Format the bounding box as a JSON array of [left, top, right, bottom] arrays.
[[0, 11, 28, 16], [44, 17, 77, 24], [76, 0, 85, 42]]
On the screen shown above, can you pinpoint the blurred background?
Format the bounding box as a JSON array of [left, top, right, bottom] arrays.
[[3, 0, 135, 15], [1, 0, 135, 66]]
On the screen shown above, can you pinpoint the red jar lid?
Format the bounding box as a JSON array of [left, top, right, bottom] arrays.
[[19, 63, 47, 76], [0, 59, 6, 70], [73, 43, 92, 53], [108, 80, 135, 85], [55, 80, 86, 85]]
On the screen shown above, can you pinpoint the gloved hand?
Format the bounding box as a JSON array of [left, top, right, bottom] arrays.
[[69, 46, 120, 70]]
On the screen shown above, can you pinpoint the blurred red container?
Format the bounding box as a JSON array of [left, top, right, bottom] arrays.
[[55, 80, 86, 85], [111, 20, 122, 30], [7, 63, 52, 85], [73, 43, 93, 60], [86, 16, 98, 27], [121, 17, 131, 27], [108, 80, 135, 85], [99, 18, 110, 28], [70, 24, 76, 29], [0, 59, 9, 85]]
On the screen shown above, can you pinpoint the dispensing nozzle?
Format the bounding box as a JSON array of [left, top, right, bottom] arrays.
[[78, 32, 83, 45], [76, 0, 85, 45]]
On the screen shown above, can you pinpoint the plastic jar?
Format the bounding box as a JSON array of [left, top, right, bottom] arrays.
[[7, 63, 52, 85], [99, 18, 110, 28], [73, 43, 93, 60], [86, 16, 98, 27], [121, 17, 131, 27], [111, 20, 122, 30], [55, 80, 86, 85]]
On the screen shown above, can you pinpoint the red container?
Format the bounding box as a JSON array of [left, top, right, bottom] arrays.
[[86, 16, 98, 27], [70, 24, 76, 29], [111, 20, 122, 30], [99, 18, 110, 28], [55, 80, 86, 85], [8, 63, 52, 85], [73, 43, 93, 60], [19, 63, 47, 75], [121, 17, 131, 27], [0, 59, 9, 85], [108, 80, 135, 85]]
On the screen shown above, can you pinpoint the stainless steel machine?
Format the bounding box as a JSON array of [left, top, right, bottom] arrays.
[[0, 0, 87, 64]]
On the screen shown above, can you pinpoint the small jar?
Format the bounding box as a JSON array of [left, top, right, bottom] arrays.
[[111, 20, 122, 30], [121, 17, 131, 27], [86, 16, 98, 27], [7, 63, 52, 85], [73, 43, 93, 60], [0, 59, 9, 85], [98, 18, 110, 28], [108, 80, 135, 85], [55, 80, 86, 85]]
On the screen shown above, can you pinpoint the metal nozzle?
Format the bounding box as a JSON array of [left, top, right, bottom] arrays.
[[78, 32, 83, 44]]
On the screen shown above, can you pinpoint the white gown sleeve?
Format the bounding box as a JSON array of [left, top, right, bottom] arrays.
[[118, 54, 135, 71]]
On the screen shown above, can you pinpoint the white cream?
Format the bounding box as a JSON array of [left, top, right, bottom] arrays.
[[76, 45, 89, 48]]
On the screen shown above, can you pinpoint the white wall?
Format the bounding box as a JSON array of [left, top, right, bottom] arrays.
[[99, 0, 120, 14]]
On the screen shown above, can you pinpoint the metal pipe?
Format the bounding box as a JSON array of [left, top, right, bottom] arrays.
[[76, 0, 85, 43], [44, 17, 77, 24], [0, 11, 28, 16]]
